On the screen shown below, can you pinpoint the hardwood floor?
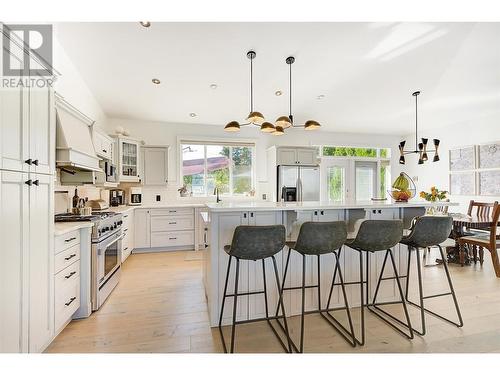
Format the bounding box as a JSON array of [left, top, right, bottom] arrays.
[[46, 250, 500, 353]]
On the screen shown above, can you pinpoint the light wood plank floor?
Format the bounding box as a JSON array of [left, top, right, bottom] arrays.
[[46, 250, 500, 353]]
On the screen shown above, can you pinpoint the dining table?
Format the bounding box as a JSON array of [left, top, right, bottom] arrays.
[[445, 213, 495, 265]]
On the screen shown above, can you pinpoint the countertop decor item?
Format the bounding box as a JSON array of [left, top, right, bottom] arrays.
[[397, 91, 440, 165], [420, 186, 448, 215], [388, 172, 416, 202], [178, 184, 190, 197]]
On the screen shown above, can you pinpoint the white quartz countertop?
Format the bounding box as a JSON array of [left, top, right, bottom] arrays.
[[54, 221, 94, 236], [108, 203, 206, 213], [205, 200, 459, 212]]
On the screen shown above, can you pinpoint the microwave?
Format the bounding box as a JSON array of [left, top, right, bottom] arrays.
[[104, 161, 116, 183]]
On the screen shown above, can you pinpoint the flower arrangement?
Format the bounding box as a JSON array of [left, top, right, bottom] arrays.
[[419, 186, 447, 202]]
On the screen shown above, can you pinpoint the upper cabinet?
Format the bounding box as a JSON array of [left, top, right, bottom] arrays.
[[142, 146, 169, 185], [275, 147, 318, 166], [116, 137, 141, 182], [0, 83, 55, 175], [93, 128, 113, 160]]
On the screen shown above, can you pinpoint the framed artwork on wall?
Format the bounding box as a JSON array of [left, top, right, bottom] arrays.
[[479, 170, 500, 196], [449, 172, 476, 196], [449, 146, 475, 171], [478, 143, 500, 169]]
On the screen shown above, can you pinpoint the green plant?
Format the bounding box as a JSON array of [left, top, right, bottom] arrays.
[[420, 187, 447, 202]]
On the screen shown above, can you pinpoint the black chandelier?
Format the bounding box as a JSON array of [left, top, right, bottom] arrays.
[[224, 51, 321, 134], [398, 91, 440, 165]]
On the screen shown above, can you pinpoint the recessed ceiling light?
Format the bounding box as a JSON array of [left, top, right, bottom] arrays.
[[152, 78, 160, 84], [140, 21, 151, 28], [210, 84, 218, 89], [275, 90, 283, 96], [189, 113, 197, 117], [317, 94, 325, 100]]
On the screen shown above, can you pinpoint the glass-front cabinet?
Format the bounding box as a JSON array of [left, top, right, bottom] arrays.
[[117, 137, 141, 182]]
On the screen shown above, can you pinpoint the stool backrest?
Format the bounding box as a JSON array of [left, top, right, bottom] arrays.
[[228, 225, 286, 260], [354, 220, 403, 252], [294, 221, 347, 255], [405, 215, 453, 248], [467, 200, 498, 220]]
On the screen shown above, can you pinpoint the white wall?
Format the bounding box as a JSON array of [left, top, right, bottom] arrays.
[[395, 112, 500, 213], [102, 117, 401, 203]]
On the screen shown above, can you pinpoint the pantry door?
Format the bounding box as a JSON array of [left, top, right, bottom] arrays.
[[320, 159, 351, 202]]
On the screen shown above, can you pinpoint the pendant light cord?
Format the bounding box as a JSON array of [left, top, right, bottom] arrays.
[[250, 56, 253, 112], [289, 60, 292, 123], [415, 93, 418, 151]]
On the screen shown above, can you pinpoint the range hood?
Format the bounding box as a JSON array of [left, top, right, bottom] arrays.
[[55, 95, 100, 172]]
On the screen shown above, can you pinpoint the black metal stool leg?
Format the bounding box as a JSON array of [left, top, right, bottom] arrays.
[[326, 249, 340, 309], [300, 254, 306, 353], [229, 258, 240, 353], [438, 245, 464, 327], [414, 247, 426, 335], [271, 255, 293, 352], [367, 249, 414, 340], [218, 256, 232, 353]]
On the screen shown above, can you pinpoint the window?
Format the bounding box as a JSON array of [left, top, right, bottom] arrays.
[[181, 142, 255, 197], [322, 146, 391, 158]]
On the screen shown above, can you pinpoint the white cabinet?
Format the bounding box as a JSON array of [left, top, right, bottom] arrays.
[[275, 147, 317, 166], [134, 208, 195, 251], [116, 137, 141, 182], [142, 146, 168, 186], [121, 209, 135, 262], [0, 170, 54, 353], [93, 129, 113, 160], [134, 209, 151, 249], [0, 84, 54, 175]]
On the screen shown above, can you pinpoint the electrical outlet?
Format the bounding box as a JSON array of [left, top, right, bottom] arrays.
[[156, 195, 161, 202]]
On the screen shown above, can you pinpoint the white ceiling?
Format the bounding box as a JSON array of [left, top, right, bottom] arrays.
[[54, 22, 500, 135]]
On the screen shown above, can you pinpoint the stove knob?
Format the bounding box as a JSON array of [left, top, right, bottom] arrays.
[[113, 223, 117, 229]]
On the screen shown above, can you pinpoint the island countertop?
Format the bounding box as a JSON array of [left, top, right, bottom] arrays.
[[204, 200, 458, 212]]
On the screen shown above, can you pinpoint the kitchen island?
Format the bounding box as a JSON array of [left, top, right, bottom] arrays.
[[201, 200, 458, 326]]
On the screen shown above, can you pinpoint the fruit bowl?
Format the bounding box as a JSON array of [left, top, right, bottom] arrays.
[[387, 189, 416, 202]]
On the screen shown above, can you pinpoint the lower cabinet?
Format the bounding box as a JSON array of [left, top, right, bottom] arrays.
[[0, 170, 54, 353], [54, 229, 81, 334], [121, 209, 135, 262], [134, 207, 195, 251]]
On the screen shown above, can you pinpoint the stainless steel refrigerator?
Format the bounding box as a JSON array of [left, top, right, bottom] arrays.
[[277, 165, 320, 202]]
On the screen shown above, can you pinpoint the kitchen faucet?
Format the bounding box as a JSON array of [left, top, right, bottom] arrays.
[[214, 187, 221, 203]]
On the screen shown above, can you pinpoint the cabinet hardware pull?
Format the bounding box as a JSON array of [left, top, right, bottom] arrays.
[[33, 159, 39, 166], [64, 271, 77, 279], [372, 210, 376, 214], [204, 244, 208, 248], [169, 222, 177, 224], [65, 297, 77, 306], [250, 212, 254, 218], [124, 247, 129, 251], [64, 237, 77, 242], [169, 210, 177, 213], [64, 254, 76, 261], [124, 215, 128, 218], [314, 211, 318, 216], [33, 179, 39, 186], [124, 228, 128, 232], [25, 158, 32, 165], [169, 237, 177, 240], [320, 210, 324, 215], [102, 149, 107, 153], [243, 213, 247, 218], [378, 209, 382, 214], [25, 179, 32, 186]]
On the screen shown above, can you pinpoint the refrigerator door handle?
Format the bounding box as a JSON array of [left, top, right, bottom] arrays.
[[297, 176, 303, 201]]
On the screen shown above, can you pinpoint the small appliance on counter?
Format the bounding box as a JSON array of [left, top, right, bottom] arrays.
[[127, 187, 142, 206], [109, 189, 125, 207], [87, 199, 110, 211], [102, 160, 116, 183]]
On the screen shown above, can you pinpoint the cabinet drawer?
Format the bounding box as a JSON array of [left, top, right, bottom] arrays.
[[150, 208, 194, 217], [122, 231, 130, 251], [55, 260, 80, 292], [151, 215, 194, 232], [55, 276, 80, 331], [54, 244, 80, 274], [151, 230, 194, 248], [55, 230, 80, 254]]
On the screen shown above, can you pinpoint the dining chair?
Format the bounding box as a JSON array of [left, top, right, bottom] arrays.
[[464, 200, 499, 263], [458, 202, 500, 278]]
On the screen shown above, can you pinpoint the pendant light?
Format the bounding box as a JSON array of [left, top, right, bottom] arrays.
[[274, 56, 321, 134], [398, 91, 440, 165], [224, 51, 268, 132]]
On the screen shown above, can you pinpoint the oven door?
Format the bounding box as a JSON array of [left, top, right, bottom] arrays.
[[97, 231, 122, 285]]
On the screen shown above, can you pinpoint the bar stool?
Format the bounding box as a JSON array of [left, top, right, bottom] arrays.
[[401, 216, 464, 335], [277, 221, 355, 353], [334, 219, 412, 345], [218, 225, 292, 353]]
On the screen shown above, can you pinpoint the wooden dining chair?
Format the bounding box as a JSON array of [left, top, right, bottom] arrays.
[[465, 200, 499, 262], [458, 202, 500, 278]]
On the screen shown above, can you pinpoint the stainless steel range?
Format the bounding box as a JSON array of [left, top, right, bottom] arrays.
[[55, 211, 123, 311]]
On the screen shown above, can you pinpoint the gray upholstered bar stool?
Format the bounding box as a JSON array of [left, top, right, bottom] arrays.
[[218, 225, 292, 353], [400, 216, 463, 335], [331, 219, 413, 345], [277, 221, 355, 353]]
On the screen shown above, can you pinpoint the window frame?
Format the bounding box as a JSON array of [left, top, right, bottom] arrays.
[[178, 137, 257, 197]]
